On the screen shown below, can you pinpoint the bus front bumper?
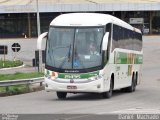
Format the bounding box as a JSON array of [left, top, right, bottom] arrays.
[[44, 77, 106, 93]]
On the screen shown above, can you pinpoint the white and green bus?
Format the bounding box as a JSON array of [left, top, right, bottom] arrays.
[[37, 13, 143, 99]]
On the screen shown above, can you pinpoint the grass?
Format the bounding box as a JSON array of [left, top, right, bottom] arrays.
[[0, 85, 28, 95], [0, 60, 23, 68], [0, 72, 44, 81], [0, 60, 44, 95]]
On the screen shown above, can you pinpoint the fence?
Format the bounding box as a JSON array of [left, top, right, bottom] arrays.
[[0, 77, 44, 93]]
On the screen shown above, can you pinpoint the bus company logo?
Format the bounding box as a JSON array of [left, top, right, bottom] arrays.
[[70, 79, 74, 83], [64, 74, 80, 79]]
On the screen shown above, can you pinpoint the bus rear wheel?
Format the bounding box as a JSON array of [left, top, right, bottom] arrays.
[[56, 92, 67, 99], [101, 78, 113, 99], [126, 74, 136, 92]]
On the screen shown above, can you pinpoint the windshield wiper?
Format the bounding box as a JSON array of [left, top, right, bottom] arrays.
[[68, 44, 71, 62]]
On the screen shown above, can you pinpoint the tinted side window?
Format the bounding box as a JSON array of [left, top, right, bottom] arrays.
[[112, 24, 142, 51], [112, 25, 119, 51]]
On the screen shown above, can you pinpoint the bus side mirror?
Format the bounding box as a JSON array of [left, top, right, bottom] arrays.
[[102, 32, 109, 51], [37, 32, 48, 50]]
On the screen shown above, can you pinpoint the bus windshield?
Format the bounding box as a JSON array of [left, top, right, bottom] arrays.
[[46, 27, 104, 70]]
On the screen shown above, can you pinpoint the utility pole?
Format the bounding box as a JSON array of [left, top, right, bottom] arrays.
[[36, 0, 42, 72], [36, 0, 41, 36]]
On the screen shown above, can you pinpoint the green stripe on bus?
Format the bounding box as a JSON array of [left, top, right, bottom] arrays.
[[58, 71, 99, 79], [115, 52, 143, 64], [134, 54, 143, 64], [115, 52, 128, 64]]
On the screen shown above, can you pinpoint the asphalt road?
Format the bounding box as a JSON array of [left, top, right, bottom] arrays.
[[0, 36, 160, 115]]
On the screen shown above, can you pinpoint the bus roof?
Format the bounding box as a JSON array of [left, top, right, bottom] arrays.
[[50, 13, 141, 33]]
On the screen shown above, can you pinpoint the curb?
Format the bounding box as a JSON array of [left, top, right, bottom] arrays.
[[0, 64, 25, 71]]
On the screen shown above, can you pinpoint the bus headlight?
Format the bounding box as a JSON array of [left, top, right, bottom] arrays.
[[88, 75, 103, 81], [45, 71, 58, 80]]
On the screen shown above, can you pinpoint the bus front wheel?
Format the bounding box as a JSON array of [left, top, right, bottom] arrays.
[[101, 78, 113, 99], [56, 92, 67, 99]]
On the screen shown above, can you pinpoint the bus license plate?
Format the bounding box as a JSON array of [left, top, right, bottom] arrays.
[[67, 86, 77, 89]]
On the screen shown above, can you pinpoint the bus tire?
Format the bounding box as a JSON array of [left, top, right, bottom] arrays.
[[126, 74, 136, 92], [101, 78, 113, 99], [56, 92, 67, 99]]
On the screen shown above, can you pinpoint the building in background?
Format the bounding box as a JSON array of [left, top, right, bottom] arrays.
[[0, 0, 160, 38]]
